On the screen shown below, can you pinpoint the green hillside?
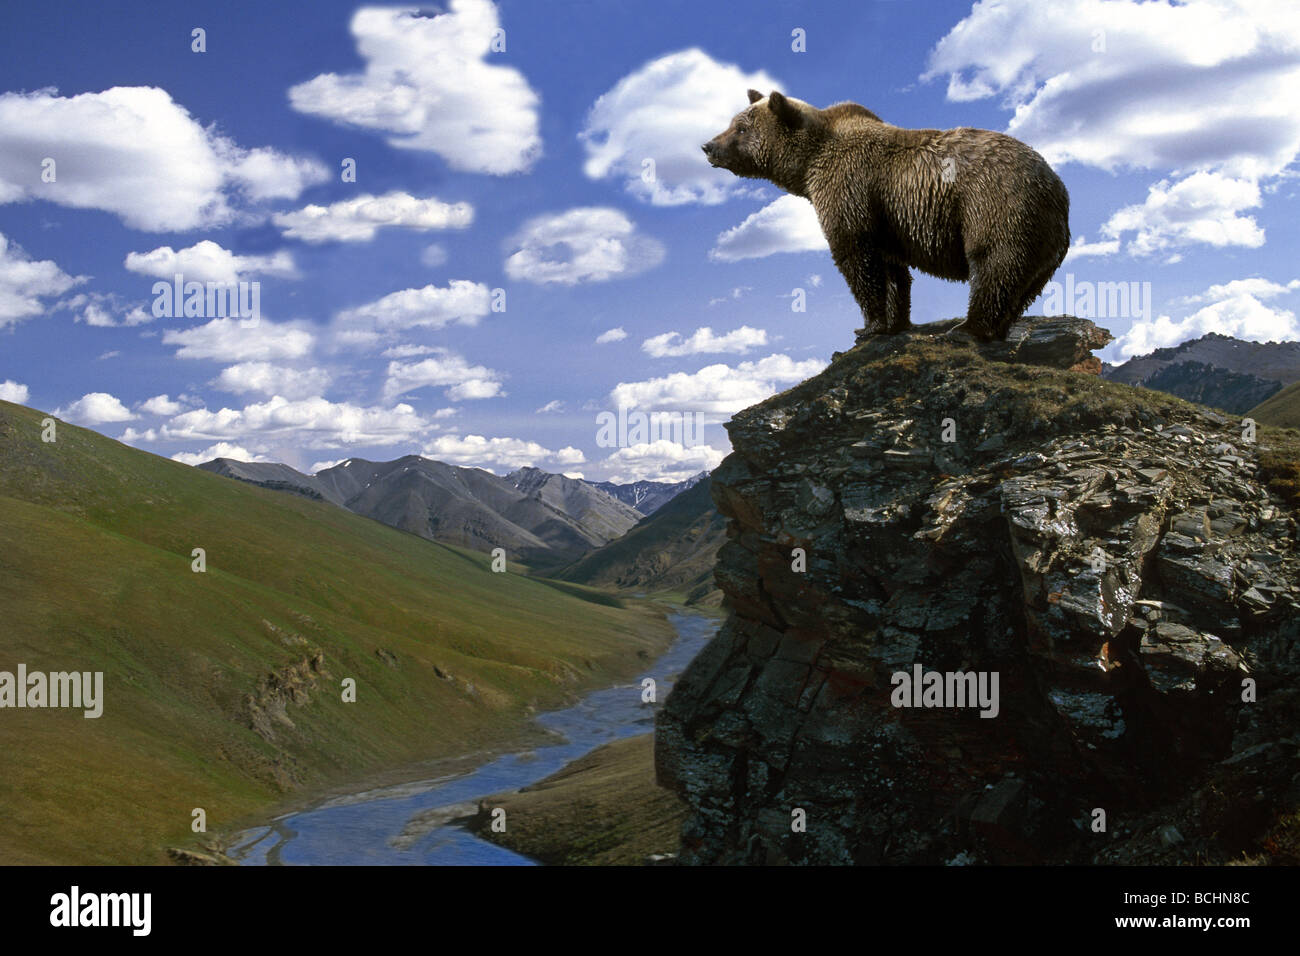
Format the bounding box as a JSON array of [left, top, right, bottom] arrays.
[[1249, 380, 1300, 429], [0, 400, 671, 864], [557, 478, 726, 606]]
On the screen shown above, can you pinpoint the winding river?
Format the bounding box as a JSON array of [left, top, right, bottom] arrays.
[[227, 611, 717, 865]]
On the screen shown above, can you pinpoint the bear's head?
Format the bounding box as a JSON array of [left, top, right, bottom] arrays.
[[702, 90, 825, 196]]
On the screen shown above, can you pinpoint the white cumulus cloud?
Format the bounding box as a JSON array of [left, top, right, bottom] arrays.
[[611, 353, 826, 416], [382, 349, 504, 402], [172, 442, 270, 466], [710, 195, 827, 262], [0, 232, 84, 329], [0, 380, 30, 404], [57, 292, 152, 328], [581, 48, 781, 205], [213, 362, 332, 400], [309, 458, 347, 474], [593, 440, 725, 484], [505, 207, 664, 285], [642, 325, 768, 358], [55, 392, 135, 425], [155, 396, 439, 448], [381, 344, 439, 358], [922, 0, 1300, 256], [1063, 236, 1122, 262], [163, 317, 315, 362], [334, 280, 491, 349], [0, 86, 326, 231], [1100, 172, 1265, 257], [422, 434, 579, 472], [288, 2, 541, 174], [125, 240, 297, 284], [273, 191, 473, 243], [1110, 276, 1300, 358], [138, 394, 185, 416]]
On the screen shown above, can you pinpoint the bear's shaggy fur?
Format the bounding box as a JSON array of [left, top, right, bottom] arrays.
[[703, 90, 1070, 341]]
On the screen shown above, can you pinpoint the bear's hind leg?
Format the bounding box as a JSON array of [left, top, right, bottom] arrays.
[[998, 230, 1068, 337], [884, 263, 913, 333], [963, 257, 1020, 341], [1007, 261, 1061, 333]]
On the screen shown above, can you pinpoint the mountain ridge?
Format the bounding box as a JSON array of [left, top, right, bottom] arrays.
[[1102, 332, 1300, 413], [589, 472, 709, 515], [557, 476, 725, 605], [199, 455, 647, 566]]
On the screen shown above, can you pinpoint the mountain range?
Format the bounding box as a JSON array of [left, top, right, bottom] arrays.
[[197, 456, 689, 567], [1102, 332, 1300, 414], [589, 473, 708, 515], [558, 477, 726, 606], [200, 456, 723, 595]]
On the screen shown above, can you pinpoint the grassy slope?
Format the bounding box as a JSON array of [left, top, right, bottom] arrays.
[[1249, 380, 1300, 429], [556, 478, 725, 604], [1242, 386, 1300, 505], [469, 733, 685, 865], [0, 401, 671, 864]]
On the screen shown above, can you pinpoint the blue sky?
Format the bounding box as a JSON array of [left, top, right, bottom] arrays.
[[1, 0, 1297, 480]]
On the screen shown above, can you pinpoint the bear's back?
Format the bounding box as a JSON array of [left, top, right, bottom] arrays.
[[824, 101, 883, 125]]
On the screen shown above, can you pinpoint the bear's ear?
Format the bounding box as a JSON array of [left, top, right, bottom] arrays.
[[767, 90, 802, 128], [747, 88, 764, 104]]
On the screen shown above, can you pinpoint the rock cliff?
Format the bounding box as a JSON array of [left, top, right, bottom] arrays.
[[657, 317, 1300, 865]]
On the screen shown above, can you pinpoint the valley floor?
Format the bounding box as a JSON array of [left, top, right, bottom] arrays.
[[171, 603, 680, 866]]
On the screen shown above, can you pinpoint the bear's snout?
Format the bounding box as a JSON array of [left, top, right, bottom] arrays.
[[702, 138, 733, 169]]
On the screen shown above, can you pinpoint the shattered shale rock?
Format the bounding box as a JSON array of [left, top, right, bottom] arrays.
[[657, 316, 1300, 865]]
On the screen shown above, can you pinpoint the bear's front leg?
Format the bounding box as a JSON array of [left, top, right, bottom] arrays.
[[830, 237, 891, 336]]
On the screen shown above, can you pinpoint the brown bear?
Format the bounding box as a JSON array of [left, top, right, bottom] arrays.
[[703, 90, 1070, 341]]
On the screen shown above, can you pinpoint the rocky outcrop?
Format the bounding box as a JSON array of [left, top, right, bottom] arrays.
[[240, 651, 329, 743], [657, 317, 1300, 865], [165, 845, 237, 866]]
